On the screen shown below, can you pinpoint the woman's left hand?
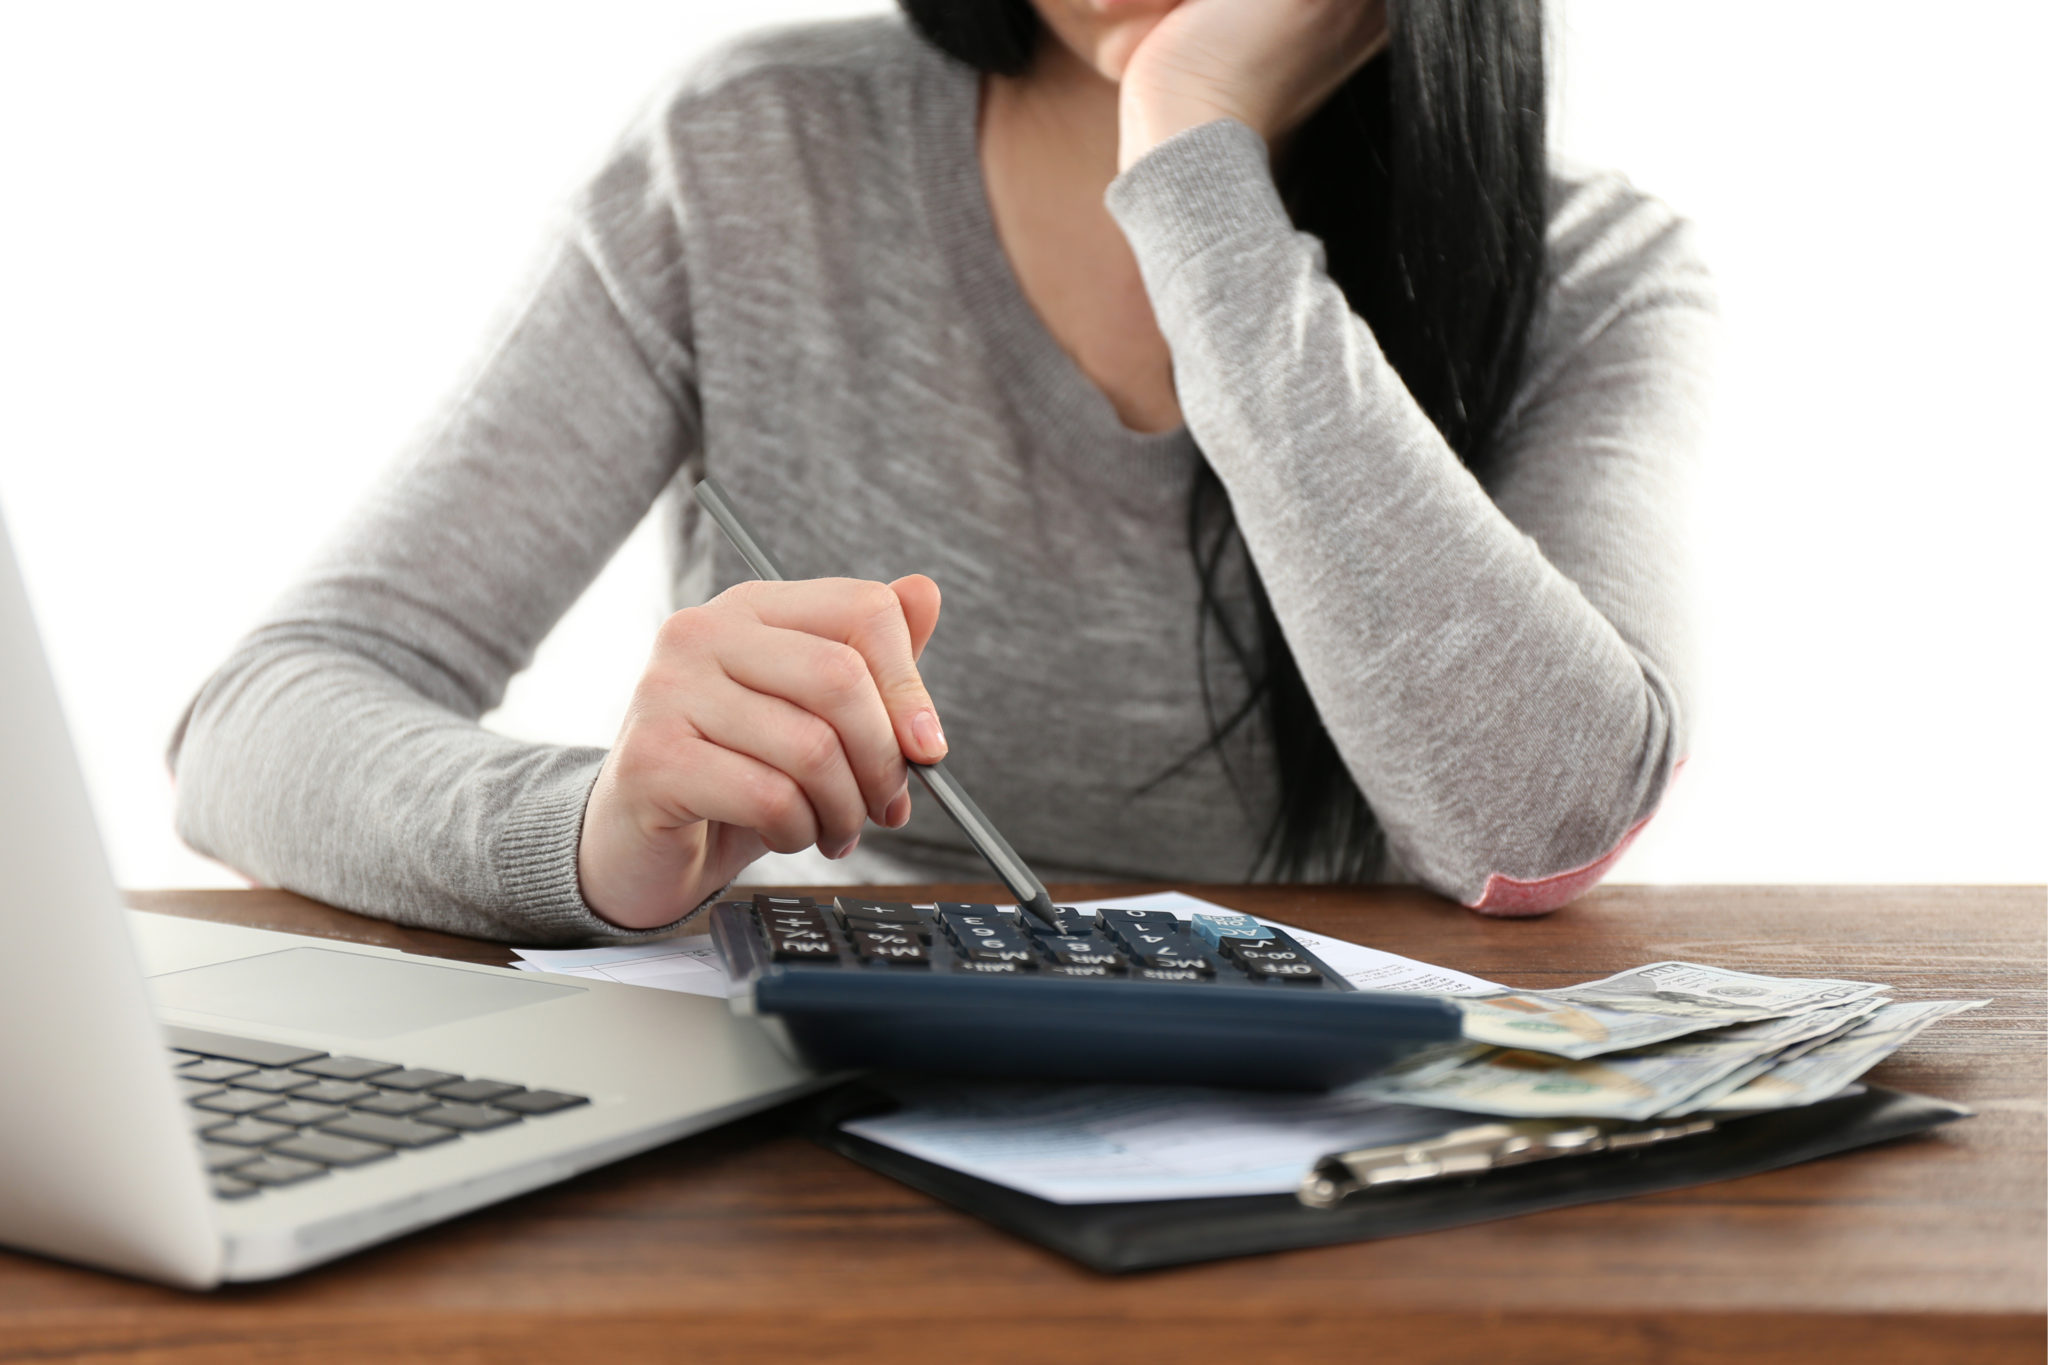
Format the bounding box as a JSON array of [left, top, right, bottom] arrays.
[[1118, 0, 1389, 172]]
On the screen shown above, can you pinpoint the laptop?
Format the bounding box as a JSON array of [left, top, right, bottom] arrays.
[[0, 509, 819, 1287]]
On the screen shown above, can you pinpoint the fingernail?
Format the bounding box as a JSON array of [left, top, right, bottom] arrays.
[[912, 709, 947, 759], [884, 790, 911, 828], [830, 836, 860, 860]]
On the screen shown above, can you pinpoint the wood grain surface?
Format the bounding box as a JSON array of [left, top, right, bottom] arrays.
[[2, 883, 2038, 1364]]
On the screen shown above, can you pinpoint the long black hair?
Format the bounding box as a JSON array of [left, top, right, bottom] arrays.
[[898, 0, 1549, 880]]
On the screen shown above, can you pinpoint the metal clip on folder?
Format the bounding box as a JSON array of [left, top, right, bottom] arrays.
[[1297, 1116, 1720, 1209]]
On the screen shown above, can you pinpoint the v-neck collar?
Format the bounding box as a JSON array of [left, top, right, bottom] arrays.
[[908, 53, 1197, 510]]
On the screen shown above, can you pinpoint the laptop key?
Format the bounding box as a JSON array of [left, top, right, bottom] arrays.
[[320, 1113, 460, 1149], [493, 1089, 588, 1116], [197, 1140, 259, 1173], [162, 1025, 326, 1069], [272, 1132, 395, 1168], [292, 1079, 378, 1106], [412, 1103, 520, 1133], [207, 1118, 298, 1148], [429, 1078, 522, 1104], [175, 1077, 226, 1101], [185, 1107, 231, 1134], [353, 1091, 435, 1116], [292, 1056, 400, 1082], [227, 1068, 318, 1094], [234, 1155, 328, 1187], [372, 1068, 464, 1092], [211, 1174, 259, 1200], [179, 1058, 256, 1084], [263, 1099, 347, 1127], [193, 1089, 285, 1116]]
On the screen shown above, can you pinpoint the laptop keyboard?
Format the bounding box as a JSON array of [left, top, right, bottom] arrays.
[[166, 1024, 588, 1201]]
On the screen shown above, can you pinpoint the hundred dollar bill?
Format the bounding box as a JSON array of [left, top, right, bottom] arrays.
[[1654, 999, 1889, 1116], [1704, 1000, 1988, 1113], [1457, 961, 1891, 1059], [1356, 1005, 1887, 1121]]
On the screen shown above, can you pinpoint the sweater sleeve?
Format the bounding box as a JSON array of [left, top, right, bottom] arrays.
[[1105, 120, 1715, 913], [169, 132, 704, 944]]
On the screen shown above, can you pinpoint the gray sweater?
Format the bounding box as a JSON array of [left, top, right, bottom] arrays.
[[170, 18, 1716, 944]]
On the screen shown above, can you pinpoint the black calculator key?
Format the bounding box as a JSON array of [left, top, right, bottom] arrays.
[[493, 1089, 588, 1115], [373, 1068, 465, 1092], [753, 894, 820, 913], [319, 1113, 460, 1149], [292, 1079, 379, 1106], [1047, 942, 1122, 969], [770, 936, 840, 963], [431, 1078, 523, 1104], [1134, 946, 1212, 972], [233, 1155, 329, 1187], [263, 1099, 348, 1127], [211, 1174, 259, 1200], [178, 1058, 256, 1084], [412, 1103, 521, 1133], [1048, 964, 1114, 978], [1217, 936, 1277, 959], [1135, 967, 1212, 982], [197, 1141, 259, 1173], [1243, 958, 1323, 983], [207, 1118, 298, 1148], [272, 1132, 396, 1168], [193, 1089, 285, 1116], [228, 1068, 318, 1094], [953, 959, 1027, 974], [293, 1056, 400, 1082], [963, 937, 1036, 964], [353, 1091, 435, 1116], [833, 897, 924, 925], [853, 931, 929, 963]]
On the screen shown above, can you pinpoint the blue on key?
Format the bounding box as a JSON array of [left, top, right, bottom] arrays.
[[1191, 913, 1274, 948]]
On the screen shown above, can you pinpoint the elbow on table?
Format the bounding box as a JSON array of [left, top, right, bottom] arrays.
[[1427, 758, 1687, 918]]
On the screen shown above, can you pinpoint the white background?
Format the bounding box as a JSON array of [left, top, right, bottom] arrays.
[[1, 1, 2041, 891]]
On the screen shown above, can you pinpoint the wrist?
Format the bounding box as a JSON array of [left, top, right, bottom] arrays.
[[1118, 84, 1257, 174]]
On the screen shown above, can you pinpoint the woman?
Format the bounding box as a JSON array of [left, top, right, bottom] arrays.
[[170, 0, 1713, 942]]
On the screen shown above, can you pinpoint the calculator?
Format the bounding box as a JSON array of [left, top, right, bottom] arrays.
[[708, 894, 1463, 1089]]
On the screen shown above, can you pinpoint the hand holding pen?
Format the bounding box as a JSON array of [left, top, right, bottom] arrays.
[[575, 507, 949, 930]]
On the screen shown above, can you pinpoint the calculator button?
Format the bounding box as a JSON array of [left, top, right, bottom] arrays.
[[1242, 958, 1323, 983], [1048, 964, 1114, 978], [1134, 967, 1212, 983], [832, 897, 924, 925], [753, 894, 819, 912], [1134, 947, 1212, 972], [770, 936, 840, 963], [1101, 907, 1181, 931], [963, 940, 1036, 965], [952, 959, 1027, 974], [1192, 913, 1273, 947], [846, 916, 931, 940], [854, 932, 930, 965], [1047, 943, 1122, 969]]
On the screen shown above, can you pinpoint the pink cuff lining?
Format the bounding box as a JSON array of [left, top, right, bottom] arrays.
[[1464, 759, 1687, 917]]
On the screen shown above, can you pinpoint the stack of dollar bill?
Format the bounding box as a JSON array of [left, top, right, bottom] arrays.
[[1355, 962, 1986, 1121]]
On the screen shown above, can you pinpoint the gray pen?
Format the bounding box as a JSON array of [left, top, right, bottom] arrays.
[[692, 476, 1063, 929]]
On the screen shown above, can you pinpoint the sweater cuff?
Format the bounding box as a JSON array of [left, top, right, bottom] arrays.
[[494, 749, 693, 945], [1104, 119, 1292, 287]]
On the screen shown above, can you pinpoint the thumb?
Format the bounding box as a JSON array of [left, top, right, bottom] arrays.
[[890, 574, 942, 661]]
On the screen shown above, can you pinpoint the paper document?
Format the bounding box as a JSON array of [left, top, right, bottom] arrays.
[[510, 934, 734, 998], [841, 1080, 1473, 1203]]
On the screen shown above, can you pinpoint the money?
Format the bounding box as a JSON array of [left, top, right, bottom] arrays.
[[1704, 1000, 1988, 1112], [1457, 961, 1890, 1059], [1357, 1005, 1880, 1121], [1655, 1000, 1889, 1116]]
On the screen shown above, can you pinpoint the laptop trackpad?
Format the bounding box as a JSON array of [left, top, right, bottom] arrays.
[[148, 947, 583, 1040]]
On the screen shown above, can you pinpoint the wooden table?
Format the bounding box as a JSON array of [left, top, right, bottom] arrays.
[[3, 885, 2041, 1364]]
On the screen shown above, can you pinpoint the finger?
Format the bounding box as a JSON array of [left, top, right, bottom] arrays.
[[686, 678, 869, 856], [728, 579, 949, 764], [635, 734, 820, 856], [717, 623, 906, 825], [890, 574, 942, 661]]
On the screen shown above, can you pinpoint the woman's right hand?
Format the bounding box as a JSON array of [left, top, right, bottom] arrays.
[[576, 575, 945, 930]]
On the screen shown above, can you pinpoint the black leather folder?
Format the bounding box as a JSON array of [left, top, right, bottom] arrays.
[[809, 1085, 1970, 1273]]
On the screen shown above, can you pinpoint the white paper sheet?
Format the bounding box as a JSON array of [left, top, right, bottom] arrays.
[[840, 1080, 1471, 1203], [504, 890, 1501, 1003], [509, 934, 733, 998]]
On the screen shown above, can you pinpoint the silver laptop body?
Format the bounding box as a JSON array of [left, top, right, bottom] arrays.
[[0, 510, 817, 1287]]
